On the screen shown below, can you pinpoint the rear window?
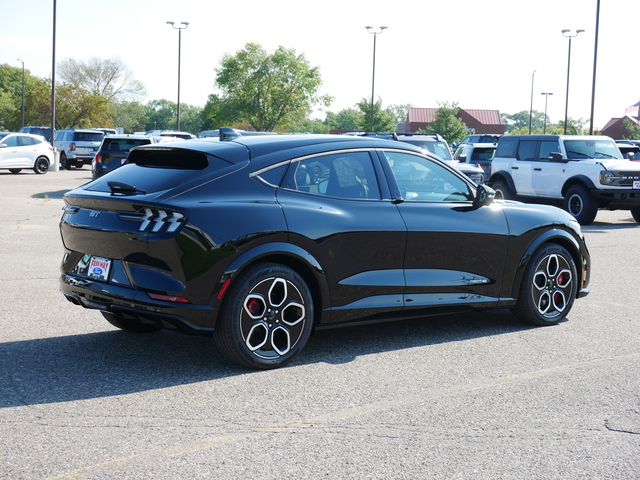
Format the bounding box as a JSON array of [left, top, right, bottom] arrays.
[[73, 132, 104, 142], [104, 138, 150, 152], [128, 148, 211, 169], [470, 147, 495, 161]]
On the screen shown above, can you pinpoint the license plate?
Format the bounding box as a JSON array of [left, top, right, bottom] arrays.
[[88, 256, 111, 281], [634, 181, 640, 189]]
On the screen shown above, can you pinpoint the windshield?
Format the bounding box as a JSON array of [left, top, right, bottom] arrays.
[[564, 139, 622, 160]]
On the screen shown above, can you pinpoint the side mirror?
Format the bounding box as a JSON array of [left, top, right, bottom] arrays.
[[473, 184, 495, 208], [458, 153, 468, 162], [0, 144, 6, 149]]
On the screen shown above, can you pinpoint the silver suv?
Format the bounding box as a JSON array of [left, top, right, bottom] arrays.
[[489, 135, 640, 225], [54, 129, 104, 169]]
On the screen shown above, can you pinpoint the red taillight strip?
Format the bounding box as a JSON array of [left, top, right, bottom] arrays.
[[147, 293, 191, 304]]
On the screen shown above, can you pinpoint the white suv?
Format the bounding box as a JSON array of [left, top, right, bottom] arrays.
[[489, 135, 640, 225]]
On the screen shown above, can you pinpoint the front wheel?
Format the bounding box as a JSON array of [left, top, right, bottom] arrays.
[[33, 156, 49, 174], [630, 208, 640, 223], [9, 169, 22, 174], [101, 311, 160, 333], [513, 243, 578, 326], [214, 263, 314, 369], [564, 185, 598, 225]]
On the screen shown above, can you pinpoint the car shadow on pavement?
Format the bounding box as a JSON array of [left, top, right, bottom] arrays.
[[31, 189, 70, 200], [0, 308, 534, 408], [301, 308, 532, 366]]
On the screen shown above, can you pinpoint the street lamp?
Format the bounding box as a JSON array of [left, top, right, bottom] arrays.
[[562, 29, 584, 134], [365, 26, 387, 131], [17, 58, 25, 129], [529, 70, 536, 134], [541, 92, 553, 134], [166, 21, 189, 131]]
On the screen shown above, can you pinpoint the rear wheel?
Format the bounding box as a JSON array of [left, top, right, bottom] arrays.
[[9, 169, 22, 174], [513, 243, 577, 326], [101, 311, 160, 333], [60, 152, 68, 169], [214, 262, 314, 369], [33, 156, 49, 174], [563, 185, 597, 225], [492, 180, 513, 200], [630, 208, 640, 223]]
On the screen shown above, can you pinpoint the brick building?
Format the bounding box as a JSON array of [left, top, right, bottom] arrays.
[[401, 107, 505, 134]]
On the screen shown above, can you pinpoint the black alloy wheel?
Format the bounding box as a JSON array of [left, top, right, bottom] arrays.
[[630, 208, 640, 223], [214, 263, 314, 369], [33, 156, 49, 174], [563, 185, 598, 225], [513, 243, 578, 326]]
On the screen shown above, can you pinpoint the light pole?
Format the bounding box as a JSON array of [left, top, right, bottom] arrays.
[[541, 92, 553, 134], [167, 21, 189, 131], [365, 26, 387, 132], [529, 70, 536, 134], [562, 29, 584, 134], [17, 58, 25, 129]]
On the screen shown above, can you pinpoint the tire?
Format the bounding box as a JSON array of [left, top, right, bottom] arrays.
[[9, 169, 22, 174], [563, 185, 598, 225], [101, 311, 160, 333], [631, 208, 640, 223], [214, 262, 314, 369], [513, 243, 578, 326], [33, 156, 49, 174], [60, 152, 68, 170], [492, 180, 513, 200]]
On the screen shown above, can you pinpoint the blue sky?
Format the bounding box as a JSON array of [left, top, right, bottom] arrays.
[[2, 0, 638, 129]]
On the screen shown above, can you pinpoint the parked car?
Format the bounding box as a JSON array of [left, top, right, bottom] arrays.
[[18, 126, 53, 143], [454, 143, 497, 177], [60, 132, 590, 369], [0, 132, 54, 174], [147, 130, 196, 141], [199, 129, 277, 138], [91, 128, 118, 136], [54, 129, 105, 169], [489, 134, 640, 224], [91, 134, 156, 179], [615, 140, 640, 160]]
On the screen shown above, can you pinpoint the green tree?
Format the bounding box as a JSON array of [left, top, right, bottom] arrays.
[[356, 97, 396, 132], [502, 110, 546, 134], [113, 101, 147, 133], [211, 43, 332, 132], [621, 118, 640, 139], [422, 102, 467, 144], [55, 84, 112, 129], [0, 64, 52, 130], [145, 99, 177, 131], [389, 103, 412, 125], [324, 108, 362, 131]]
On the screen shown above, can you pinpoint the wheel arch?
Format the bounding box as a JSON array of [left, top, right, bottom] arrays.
[[509, 228, 584, 301], [488, 171, 516, 191], [561, 175, 596, 196], [215, 242, 330, 327]]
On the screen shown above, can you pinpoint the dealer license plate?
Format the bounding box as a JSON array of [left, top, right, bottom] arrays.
[[634, 180, 640, 189], [88, 256, 111, 281]]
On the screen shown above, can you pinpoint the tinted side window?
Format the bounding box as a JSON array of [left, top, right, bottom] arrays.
[[282, 151, 381, 200], [383, 151, 472, 202], [496, 137, 517, 157], [20, 136, 36, 146], [4, 136, 19, 147], [517, 140, 537, 161], [538, 141, 561, 161]]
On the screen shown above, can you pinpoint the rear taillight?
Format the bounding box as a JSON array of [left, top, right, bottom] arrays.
[[69, 143, 76, 151], [94, 153, 102, 165]]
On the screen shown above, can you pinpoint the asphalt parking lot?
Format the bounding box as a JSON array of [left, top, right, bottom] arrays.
[[1, 170, 639, 480]]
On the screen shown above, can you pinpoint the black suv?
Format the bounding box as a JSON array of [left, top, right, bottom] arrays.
[[92, 134, 156, 179]]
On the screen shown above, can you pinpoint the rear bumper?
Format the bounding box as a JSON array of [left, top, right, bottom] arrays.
[[61, 274, 216, 335]]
